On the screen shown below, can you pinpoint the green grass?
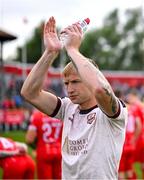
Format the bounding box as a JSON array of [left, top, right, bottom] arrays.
[[1, 130, 26, 142], [1, 130, 34, 154], [134, 162, 143, 179]]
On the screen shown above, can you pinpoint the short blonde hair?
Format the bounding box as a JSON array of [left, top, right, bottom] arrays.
[[62, 62, 77, 77], [62, 59, 98, 77]]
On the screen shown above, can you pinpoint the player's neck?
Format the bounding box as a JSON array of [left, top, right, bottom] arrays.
[[79, 99, 97, 110]]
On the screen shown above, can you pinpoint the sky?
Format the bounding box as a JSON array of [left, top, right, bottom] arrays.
[[0, 0, 143, 60]]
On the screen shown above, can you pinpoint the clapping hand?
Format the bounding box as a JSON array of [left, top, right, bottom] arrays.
[[44, 16, 62, 52]]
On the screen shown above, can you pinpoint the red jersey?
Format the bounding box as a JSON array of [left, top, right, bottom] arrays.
[[119, 105, 138, 172], [131, 103, 144, 128], [0, 137, 19, 158], [130, 103, 144, 141], [123, 105, 137, 153], [29, 111, 63, 160], [130, 103, 144, 162], [0, 137, 35, 179]]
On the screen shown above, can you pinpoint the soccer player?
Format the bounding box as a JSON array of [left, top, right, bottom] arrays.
[[25, 109, 62, 179], [119, 103, 142, 179], [21, 16, 128, 179], [126, 89, 144, 178], [0, 137, 35, 179]]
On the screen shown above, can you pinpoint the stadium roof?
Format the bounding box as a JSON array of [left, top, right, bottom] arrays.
[[0, 29, 17, 42]]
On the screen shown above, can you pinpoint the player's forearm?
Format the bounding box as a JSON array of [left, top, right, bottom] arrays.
[[67, 48, 112, 93], [21, 50, 58, 101], [0, 150, 19, 158], [67, 48, 119, 115]]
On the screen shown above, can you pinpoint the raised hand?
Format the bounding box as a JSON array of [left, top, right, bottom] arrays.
[[60, 23, 83, 51], [44, 16, 62, 52]]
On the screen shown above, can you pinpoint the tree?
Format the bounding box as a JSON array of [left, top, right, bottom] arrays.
[[14, 21, 62, 68], [14, 21, 44, 63], [14, 8, 144, 70], [81, 8, 144, 70]]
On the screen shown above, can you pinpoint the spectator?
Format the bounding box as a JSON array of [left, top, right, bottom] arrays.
[[119, 103, 142, 179], [126, 88, 144, 178], [2, 96, 15, 109]]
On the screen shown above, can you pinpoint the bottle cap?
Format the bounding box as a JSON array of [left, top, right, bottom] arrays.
[[84, 18, 90, 25]]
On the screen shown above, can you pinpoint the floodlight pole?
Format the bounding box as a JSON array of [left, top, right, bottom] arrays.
[[22, 18, 28, 80], [0, 41, 3, 67], [22, 44, 27, 79], [141, 0, 144, 70], [0, 41, 5, 102]]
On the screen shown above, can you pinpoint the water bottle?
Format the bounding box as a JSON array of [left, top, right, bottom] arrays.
[[60, 18, 90, 48]]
